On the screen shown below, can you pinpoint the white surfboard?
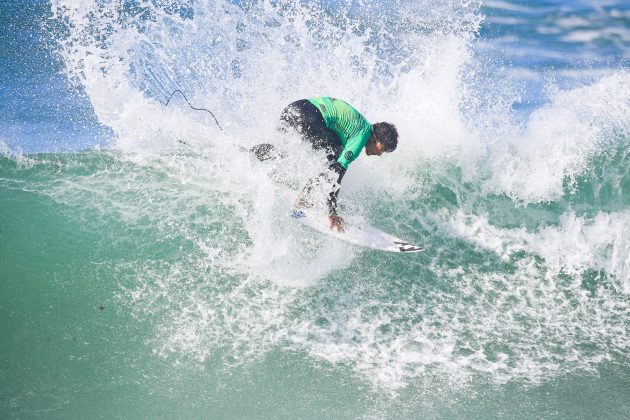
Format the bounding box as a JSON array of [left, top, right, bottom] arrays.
[[289, 208, 425, 253]]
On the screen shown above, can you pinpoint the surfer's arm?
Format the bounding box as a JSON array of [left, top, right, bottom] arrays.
[[325, 162, 346, 232], [326, 161, 345, 216], [327, 130, 367, 210], [296, 162, 346, 232], [298, 162, 345, 212], [326, 131, 368, 215]]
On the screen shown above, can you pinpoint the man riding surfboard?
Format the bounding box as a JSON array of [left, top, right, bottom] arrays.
[[252, 97, 398, 232]]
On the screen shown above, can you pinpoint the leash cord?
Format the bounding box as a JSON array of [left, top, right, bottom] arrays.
[[165, 89, 224, 132]]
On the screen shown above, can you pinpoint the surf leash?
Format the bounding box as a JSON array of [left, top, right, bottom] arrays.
[[163, 89, 260, 159], [165, 89, 224, 133]]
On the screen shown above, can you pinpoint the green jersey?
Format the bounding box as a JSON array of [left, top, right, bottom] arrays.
[[308, 97, 373, 169]]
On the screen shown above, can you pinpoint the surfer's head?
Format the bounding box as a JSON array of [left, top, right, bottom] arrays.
[[366, 122, 398, 156]]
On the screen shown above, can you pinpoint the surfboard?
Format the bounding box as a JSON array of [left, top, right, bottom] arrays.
[[244, 146, 423, 252], [289, 208, 425, 253]]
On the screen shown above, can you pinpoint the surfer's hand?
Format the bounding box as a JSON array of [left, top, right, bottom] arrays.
[[329, 214, 345, 233]]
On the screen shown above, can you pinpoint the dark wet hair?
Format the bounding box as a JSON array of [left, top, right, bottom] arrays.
[[372, 122, 398, 152]]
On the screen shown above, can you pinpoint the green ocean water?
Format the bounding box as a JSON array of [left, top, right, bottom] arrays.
[[1, 149, 628, 418], [2, 0, 630, 417]]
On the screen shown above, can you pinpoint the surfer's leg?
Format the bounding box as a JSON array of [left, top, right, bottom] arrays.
[[278, 100, 318, 136], [251, 100, 319, 161], [278, 100, 345, 209], [279, 100, 340, 150]]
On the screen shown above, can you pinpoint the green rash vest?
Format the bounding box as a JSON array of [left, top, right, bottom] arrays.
[[307, 97, 373, 170]]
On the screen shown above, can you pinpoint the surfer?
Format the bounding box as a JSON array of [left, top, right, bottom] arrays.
[[252, 97, 398, 232]]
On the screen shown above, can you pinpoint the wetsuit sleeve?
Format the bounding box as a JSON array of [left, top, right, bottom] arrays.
[[336, 132, 371, 169], [326, 162, 346, 215], [327, 130, 370, 214]]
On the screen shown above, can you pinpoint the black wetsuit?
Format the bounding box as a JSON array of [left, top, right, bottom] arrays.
[[254, 98, 373, 215]]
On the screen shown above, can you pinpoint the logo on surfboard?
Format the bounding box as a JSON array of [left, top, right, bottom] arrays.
[[289, 210, 306, 219], [394, 241, 424, 252]]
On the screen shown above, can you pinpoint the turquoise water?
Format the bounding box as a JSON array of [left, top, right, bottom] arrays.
[[2, 150, 628, 418], [2, 0, 630, 418]]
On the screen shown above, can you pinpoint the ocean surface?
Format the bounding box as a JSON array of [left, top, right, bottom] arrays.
[[1, 0, 629, 418]]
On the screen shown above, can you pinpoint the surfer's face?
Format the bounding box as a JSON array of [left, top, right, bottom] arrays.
[[365, 138, 385, 156]]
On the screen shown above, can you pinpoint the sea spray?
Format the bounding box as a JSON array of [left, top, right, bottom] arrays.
[[1, 1, 628, 416]]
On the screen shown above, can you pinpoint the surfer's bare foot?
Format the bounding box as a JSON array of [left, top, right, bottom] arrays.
[[329, 214, 345, 233]]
